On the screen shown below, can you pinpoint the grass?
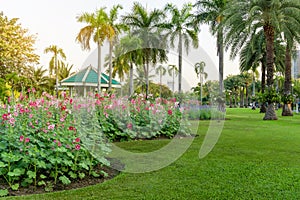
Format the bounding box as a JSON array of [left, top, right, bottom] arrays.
[[5, 108, 300, 199]]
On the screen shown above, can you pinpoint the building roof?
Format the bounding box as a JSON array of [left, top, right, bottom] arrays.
[[60, 65, 121, 88]]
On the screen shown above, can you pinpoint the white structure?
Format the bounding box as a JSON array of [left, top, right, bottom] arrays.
[[292, 50, 300, 79]]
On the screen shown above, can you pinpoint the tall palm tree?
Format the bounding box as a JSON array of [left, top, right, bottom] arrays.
[[194, 61, 208, 105], [44, 45, 66, 97], [194, 0, 227, 111], [123, 2, 168, 98], [168, 64, 178, 93], [164, 3, 199, 93], [76, 8, 114, 93], [223, 0, 300, 120], [107, 5, 127, 90], [155, 65, 167, 97]]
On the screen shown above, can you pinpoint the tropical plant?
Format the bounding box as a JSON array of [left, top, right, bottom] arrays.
[[164, 3, 199, 93], [44, 45, 66, 97], [223, 0, 300, 120], [123, 2, 168, 98], [155, 65, 167, 97], [107, 5, 127, 90], [167, 64, 178, 92], [194, 61, 207, 105], [76, 8, 114, 93], [194, 0, 227, 111]]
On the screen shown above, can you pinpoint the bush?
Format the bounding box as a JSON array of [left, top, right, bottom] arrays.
[[0, 91, 110, 195]]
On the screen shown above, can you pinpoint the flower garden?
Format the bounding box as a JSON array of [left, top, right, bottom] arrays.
[[0, 89, 226, 197]]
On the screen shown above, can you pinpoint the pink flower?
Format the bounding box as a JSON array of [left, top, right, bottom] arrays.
[[25, 138, 30, 143], [29, 114, 33, 118], [48, 124, 55, 130], [9, 117, 15, 125], [127, 123, 133, 130], [20, 135, 24, 142], [60, 117, 65, 122], [13, 112, 18, 117], [75, 144, 81, 150], [57, 141, 62, 147], [168, 109, 173, 115], [74, 137, 80, 143], [32, 88, 36, 93]]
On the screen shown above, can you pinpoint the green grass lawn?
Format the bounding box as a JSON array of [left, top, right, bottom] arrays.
[[6, 109, 300, 199]]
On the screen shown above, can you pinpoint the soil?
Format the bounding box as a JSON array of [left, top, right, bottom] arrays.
[[3, 158, 124, 197]]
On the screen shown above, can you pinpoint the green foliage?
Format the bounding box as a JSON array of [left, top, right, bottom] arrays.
[[281, 94, 294, 104], [260, 89, 281, 103]]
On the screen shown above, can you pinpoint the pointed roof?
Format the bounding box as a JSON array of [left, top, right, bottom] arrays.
[[60, 65, 121, 88]]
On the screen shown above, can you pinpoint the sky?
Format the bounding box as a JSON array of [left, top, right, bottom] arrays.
[[1, 0, 240, 90]]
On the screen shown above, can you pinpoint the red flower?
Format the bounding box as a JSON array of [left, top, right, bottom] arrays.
[[75, 144, 81, 150], [168, 109, 173, 115], [69, 126, 76, 131], [20, 135, 24, 142], [25, 138, 30, 143], [75, 137, 80, 143], [61, 105, 67, 111]]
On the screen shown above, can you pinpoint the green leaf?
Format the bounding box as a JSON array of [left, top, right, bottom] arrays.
[[78, 172, 85, 179], [38, 180, 46, 186], [0, 189, 9, 197], [40, 174, 47, 179], [78, 162, 89, 170], [11, 183, 19, 191], [59, 175, 71, 185], [68, 171, 77, 179], [8, 168, 25, 177], [91, 171, 100, 177], [27, 170, 36, 179], [36, 160, 47, 169], [0, 142, 6, 150], [0, 161, 7, 168]]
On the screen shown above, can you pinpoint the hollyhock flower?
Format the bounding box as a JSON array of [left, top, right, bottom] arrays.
[[27, 88, 31, 93], [60, 117, 65, 122], [20, 135, 24, 142], [127, 123, 133, 130], [57, 141, 62, 147], [29, 114, 33, 118], [75, 144, 81, 150], [48, 124, 55, 130], [9, 117, 15, 125], [32, 88, 36, 93], [25, 138, 30, 143], [69, 126, 75, 131], [168, 109, 173, 115], [14, 112, 18, 117], [74, 137, 80, 143]]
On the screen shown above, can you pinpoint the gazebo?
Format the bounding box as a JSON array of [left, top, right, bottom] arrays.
[[60, 65, 121, 97]]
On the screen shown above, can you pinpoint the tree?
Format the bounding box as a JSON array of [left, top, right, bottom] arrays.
[[168, 64, 178, 92], [164, 3, 199, 93], [44, 45, 66, 98], [223, 0, 300, 120], [0, 12, 39, 79], [107, 5, 127, 90], [58, 62, 75, 81], [123, 2, 168, 98], [194, 0, 227, 111], [30, 66, 49, 93], [155, 65, 167, 97], [76, 8, 114, 93], [194, 61, 208, 105]]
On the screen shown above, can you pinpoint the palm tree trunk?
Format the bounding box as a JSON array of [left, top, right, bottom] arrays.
[[245, 84, 249, 108], [55, 55, 58, 98], [282, 43, 293, 116], [108, 41, 113, 91], [260, 58, 267, 113], [160, 72, 162, 98], [178, 32, 183, 93], [129, 62, 134, 95], [97, 43, 102, 94], [145, 54, 149, 99], [263, 25, 277, 120], [240, 87, 244, 108], [217, 29, 225, 112]]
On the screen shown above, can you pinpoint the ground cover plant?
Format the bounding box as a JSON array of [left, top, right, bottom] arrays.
[[3, 108, 300, 199]]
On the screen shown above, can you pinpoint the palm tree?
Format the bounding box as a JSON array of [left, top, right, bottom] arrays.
[[167, 64, 178, 93], [223, 0, 300, 120], [76, 8, 114, 94], [107, 5, 127, 90], [30, 66, 48, 93], [194, 61, 208, 105], [58, 62, 75, 81], [123, 2, 168, 98], [119, 35, 143, 95], [155, 65, 167, 97], [164, 3, 199, 93], [44, 45, 66, 97], [194, 0, 227, 111]]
